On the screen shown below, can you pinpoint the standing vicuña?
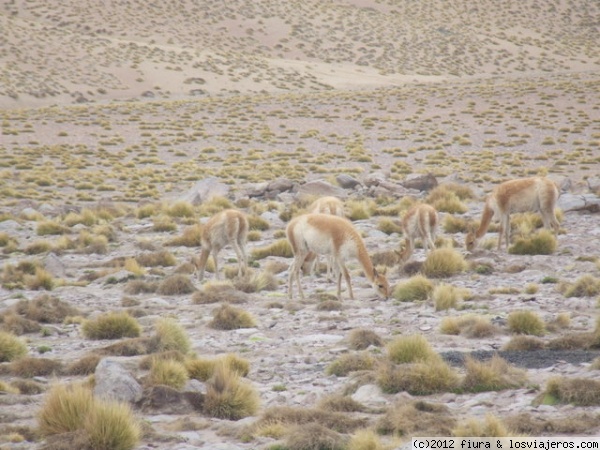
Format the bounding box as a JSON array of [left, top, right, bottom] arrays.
[[192, 209, 248, 281], [398, 203, 438, 262], [465, 176, 560, 252], [286, 213, 390, 301], [307, 196, 345, 279]]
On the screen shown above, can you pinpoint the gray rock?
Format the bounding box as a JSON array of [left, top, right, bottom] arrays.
[[336, 174, 362, 189], [44, 252, 66, 278], [558, 193, 600, 212], [401, 173, 438, 191], [351, 384, 387, 406], [297, 180, 347, 198], [363, 171, 387, 187], [179, 177, 230, 205], [94, 358, 143, 403]]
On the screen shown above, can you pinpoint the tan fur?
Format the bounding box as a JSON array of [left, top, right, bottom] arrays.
[[465, 177, 560, 251], [398, 203, 438, 262], [192, 209, 249, 281], [286, 213, 390, 301], [307, 196, 345, 279]]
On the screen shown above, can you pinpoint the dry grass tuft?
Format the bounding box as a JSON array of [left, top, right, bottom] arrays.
[[191, 280, 248, 304], [347, 428, 387, 450], [317, 395, 366, 413], [84, 398, 141, 450], [502, 335, 546, 351], [377, 400, 455, 437], [81, 311, 141, 340], [392, 275, 433, 302], [37, 383, 94, 436], [326, 352, 376, 377], [10, 356, 63, 378], [347, 328, 383, 350], [452, 414, 514, 437], [461, 355, 528, 392], [146, 359, 189, 389], [376, 359, 460, 395], [386, 334, 439, 364], [422, 248, 467, 278], [251, 239, 293, 259], [202, 362, 259, 420], [0, 331, 28, 362], [285, 423, 347, 450], [154, 318, 191, 354], [439, 314, 498, 338], [209, 304, 256, 330], [166, 224, 203, 247], [508, 229, 557, 255], [186, 353, 250, 382], [507, 310, 546, 336], [156, 274, 196, 295], [543, 376, 600, 406], [560, 274, 600, 298], [15, 294, 81, 323], [66, 354, 102, 376]]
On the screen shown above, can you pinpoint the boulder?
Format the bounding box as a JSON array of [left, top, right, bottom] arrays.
[[336, 174, 362, 189], [136, 385, 197, 414], [179, 177, 230, 205], [44, 252, 66, 278], [401, 173, 438, 192], [94, 358, 143, 403], [297, 180, 347, 198], [558, 193, 600, 212]]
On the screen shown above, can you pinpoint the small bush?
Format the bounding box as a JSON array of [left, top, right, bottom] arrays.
[[508, 310, 545, 336], [452, 414, 513, 437], [66, 354, 102, 376], [248, 215, 270, 231], [422, 248, 467, 278], [167, 201, 195, 218], [432, 283, 461, 311], [124, 279, 158, 294], [443, 215, 470, 234], [325, 352, 375, 377], [203, 362, 260, 420], [426, 189, 467, 214], [10, 357, 62, 377], [509, 229, 557, 255], [347, 429, 386, 450], [147, 359, 189, 389], [377, 360, 460, 395], [251, 239, 293, 260], [209, 304, 256, 330], [0, 331, 28, 362], [543, 376, 600, 406], [136, 250, 177, 267], [386, 334, 439, 364], [285, 423, 346, 450], [347, 200, 373, 221], [561, 274, 600, 298], [37, 220, 69, 236], [82, 312, 141, 340], [16, 294, 80, 323], [84, 399, 141, 450], [233, 270, 279, 293], [25, 267, 55, 291], [318, 395, 365, 413], [152, 215, 177, 232], [157, 274, 196, 295], [347, 328, 383, 350], [378, 217, 402, 235], [376, 401, 455, 437], [392, 275, 433, 302], [166, 224, 203, 247], [439, 315, 497, 338], [38, 383, 94, 436], [502, 335, 546, 351], [154, 318, 191, 354], [461, 355, 527, 392], [191, 280, 248, 304]]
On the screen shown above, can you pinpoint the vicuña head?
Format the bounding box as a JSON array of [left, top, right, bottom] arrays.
[[466, 176, 560, 252], [286, 213, 390, 301], [192, 209, 249, 281]]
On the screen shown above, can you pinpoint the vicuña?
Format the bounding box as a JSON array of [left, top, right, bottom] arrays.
[[192, 209, 248, 281], [399, 203, 438, 262], [465, 176, 560, 251], [306, 196, 345, 279], [286, 213, 390, 301]]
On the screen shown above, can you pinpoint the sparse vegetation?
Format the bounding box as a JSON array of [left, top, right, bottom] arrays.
[[81, 311, 141, 340]]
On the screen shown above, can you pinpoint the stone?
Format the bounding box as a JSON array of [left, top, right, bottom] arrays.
[[401, 173, 438, 191], [179, 177, 230, 205], [94, 358, 143, 403], [351, 384, 388, 406], [297, 179, 346, 198], [44, 252, 66, 278], [336, 174, 362, 189]]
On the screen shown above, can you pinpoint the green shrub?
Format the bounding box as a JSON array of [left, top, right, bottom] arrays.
[[325, 352, 375, 377], [509, 229, 557, 255], [147, 359, 189, 389], [203, 362, 260, 420], [386, 334, 439, 364], [154, 318, 191, 354], [209, 304, 256, 330], [38, 383, 94, 436]]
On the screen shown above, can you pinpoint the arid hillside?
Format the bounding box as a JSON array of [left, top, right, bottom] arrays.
[[1, 0, 599, 108]]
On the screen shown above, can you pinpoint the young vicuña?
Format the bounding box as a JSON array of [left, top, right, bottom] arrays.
[[307, 196, 345, 279], [286, 213, 390, 301], [192, 209, 248, 281], [398, 203, 438, 262], [465, 176, 560, 252]]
